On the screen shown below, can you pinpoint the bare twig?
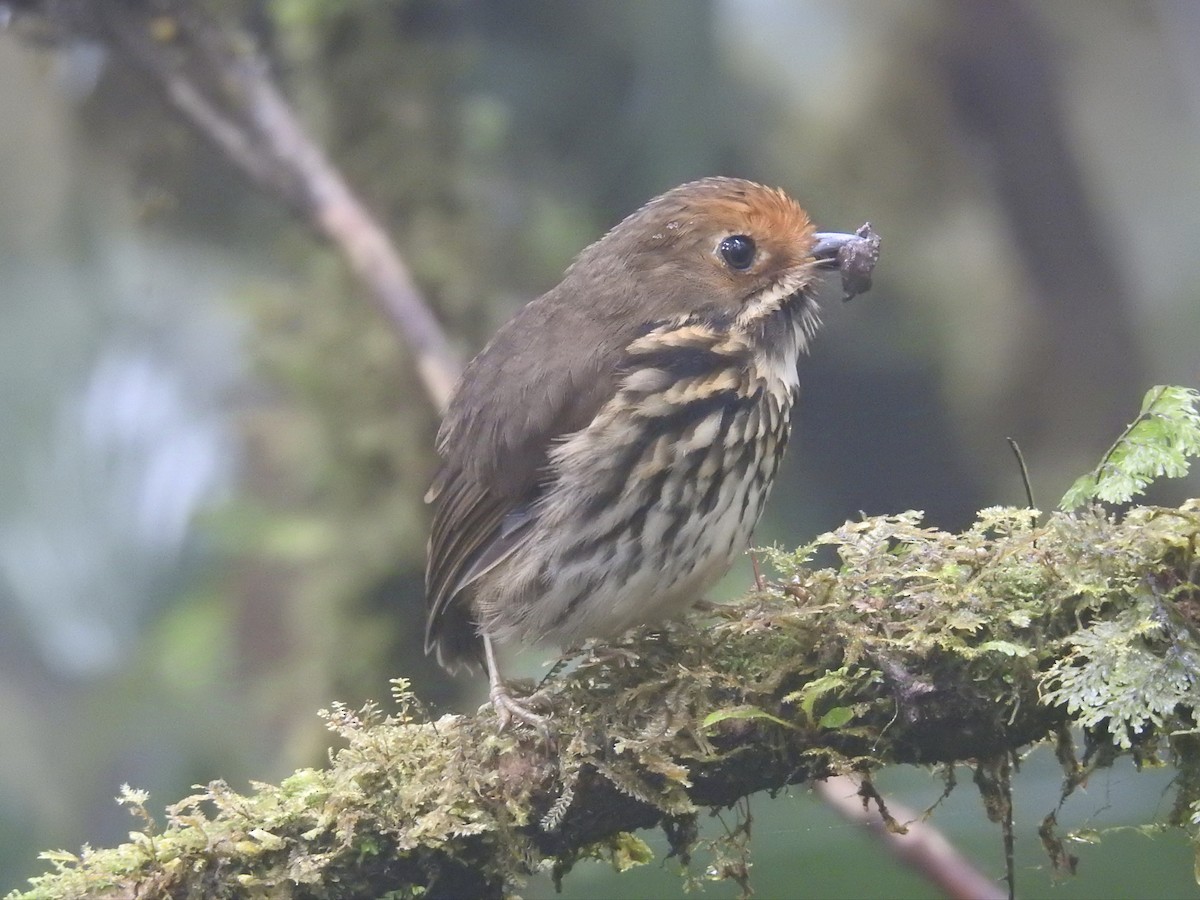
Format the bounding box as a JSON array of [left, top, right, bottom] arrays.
[[1005, 436, 1036, 509], [814, 775, 1006, 900], [20, 0, 463, 412], [220, 51, 461, 411]]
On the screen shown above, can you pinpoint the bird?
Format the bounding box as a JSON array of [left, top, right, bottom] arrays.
[[424, 177, 878, 730]]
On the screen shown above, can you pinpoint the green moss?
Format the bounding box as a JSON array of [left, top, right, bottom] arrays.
[[17, 499, 1200, 897]]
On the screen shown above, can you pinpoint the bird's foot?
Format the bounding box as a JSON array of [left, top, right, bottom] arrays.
[[487, 681, 553, 740]]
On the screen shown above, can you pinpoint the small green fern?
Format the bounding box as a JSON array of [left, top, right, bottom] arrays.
[[1040, 592, 1200, 750], [1060, 385, 1200, 510], [1044, 384, 1200, 751]]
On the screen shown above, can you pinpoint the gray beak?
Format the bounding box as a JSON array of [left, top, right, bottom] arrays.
[[811, 223, 881, 301], [811, 232, 859, 264]]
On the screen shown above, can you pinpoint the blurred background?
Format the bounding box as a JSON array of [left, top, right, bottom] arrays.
[[2, 0, 1199, 896]]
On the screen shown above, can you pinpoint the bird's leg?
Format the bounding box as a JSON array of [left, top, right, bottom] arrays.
[[483, 633, 552, 736]]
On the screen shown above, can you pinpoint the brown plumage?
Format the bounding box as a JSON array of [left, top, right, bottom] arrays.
[[425, 177, 878, 728]]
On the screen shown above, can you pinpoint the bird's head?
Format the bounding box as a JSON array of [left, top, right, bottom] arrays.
[[567, 177, 870, 332]]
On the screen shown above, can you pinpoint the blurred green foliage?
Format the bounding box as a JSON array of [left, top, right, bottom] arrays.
[[3, 0, 1200, 896]]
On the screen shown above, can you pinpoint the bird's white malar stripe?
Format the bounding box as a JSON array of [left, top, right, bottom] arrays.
[[736, 269, 822, 344]]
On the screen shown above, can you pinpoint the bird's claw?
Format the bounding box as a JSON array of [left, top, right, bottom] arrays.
[[488, 684, 554, 741]]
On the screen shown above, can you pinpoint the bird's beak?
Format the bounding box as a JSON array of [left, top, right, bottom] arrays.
[[811, 224, 881, 301], [811, 232, 858, 265]]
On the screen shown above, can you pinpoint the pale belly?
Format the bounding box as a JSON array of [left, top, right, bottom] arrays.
[[477, 387, 793, 649]]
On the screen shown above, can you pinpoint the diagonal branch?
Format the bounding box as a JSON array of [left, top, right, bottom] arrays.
[[814, 775, 1007, 900], [11, 0, 462, 412]]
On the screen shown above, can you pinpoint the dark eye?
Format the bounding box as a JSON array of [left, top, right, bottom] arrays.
[[719, 235, 756, 270]]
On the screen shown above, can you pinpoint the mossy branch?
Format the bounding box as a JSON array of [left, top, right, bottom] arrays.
[[12, 501, 1200, 899]]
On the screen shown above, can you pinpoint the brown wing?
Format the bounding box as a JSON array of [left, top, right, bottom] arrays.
[[423, 280, 631, 668], [423, 472, 522, 667]]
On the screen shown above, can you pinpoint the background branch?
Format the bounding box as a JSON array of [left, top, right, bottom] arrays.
[[11, 0, 462, 412], [813, 775, 1007, 900]]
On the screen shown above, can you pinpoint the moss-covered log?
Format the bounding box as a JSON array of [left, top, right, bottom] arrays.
[[11, 502, 1200, 899]]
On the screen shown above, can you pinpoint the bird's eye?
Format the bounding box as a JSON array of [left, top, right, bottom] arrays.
[[718, 235, 756, 270]]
